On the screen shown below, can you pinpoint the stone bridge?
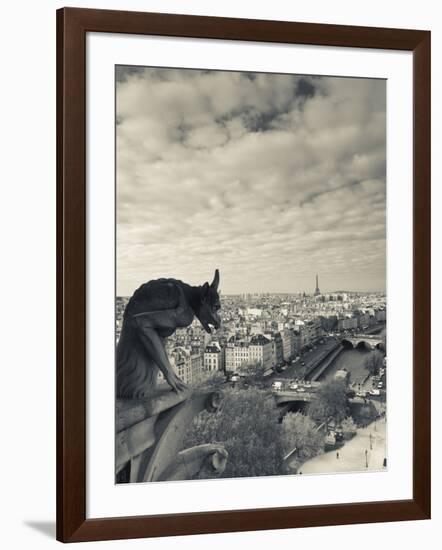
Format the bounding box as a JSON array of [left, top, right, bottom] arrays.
[[273, 390, 316, 406], [341, 334, 384, 350], [273, 389, 367, 408]]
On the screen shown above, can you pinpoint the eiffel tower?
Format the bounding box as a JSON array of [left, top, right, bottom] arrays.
[[314, 274, 321, 296]]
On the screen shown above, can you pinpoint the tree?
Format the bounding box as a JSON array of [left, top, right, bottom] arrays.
[[377, 336, 387, 353], [281, 412, 324, 471], [364, 350, 384, 376], [353, 401, 378, 427], [308, 379, 348, 425], [242, 360, 266, 384], [182, 387, 285, 478], [340, 416, 357, 438], [190, 369, 225, 390]]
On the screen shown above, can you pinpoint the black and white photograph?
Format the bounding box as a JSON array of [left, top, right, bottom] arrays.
[[0, 0, 436, 546], [115, 65, 387, 484]]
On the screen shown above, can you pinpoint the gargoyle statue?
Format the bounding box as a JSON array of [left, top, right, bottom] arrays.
[[117, 269, 221, 398]]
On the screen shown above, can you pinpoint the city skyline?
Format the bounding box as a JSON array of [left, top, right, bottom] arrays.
[[116, 67, 386, 296], [116, 275, 386, 299]]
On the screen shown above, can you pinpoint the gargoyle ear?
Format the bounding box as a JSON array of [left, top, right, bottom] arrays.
[[202, 282, 210, 300], [210, 269, 220, 291]]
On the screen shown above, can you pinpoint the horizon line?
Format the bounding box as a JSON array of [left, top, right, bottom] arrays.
[[116, 290, 386, 298]]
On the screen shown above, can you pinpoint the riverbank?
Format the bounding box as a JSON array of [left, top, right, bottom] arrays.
[[297, 417, 387, 475]]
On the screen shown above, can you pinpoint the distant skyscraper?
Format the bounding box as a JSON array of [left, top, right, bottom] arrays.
[[314, 274, 321, 296]]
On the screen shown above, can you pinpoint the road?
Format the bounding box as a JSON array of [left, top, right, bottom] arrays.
[[268, 337, 385, 400], [297, 417, 387, 475], [269, 337, 339, 383]]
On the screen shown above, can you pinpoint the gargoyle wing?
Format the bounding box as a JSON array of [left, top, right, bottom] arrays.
[[125, 279, 186, 317]]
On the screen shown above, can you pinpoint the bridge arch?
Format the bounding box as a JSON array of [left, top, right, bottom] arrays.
[[355, 340, 373, 351], [341, 339, 354, 349], [340, 336, 383, 350]]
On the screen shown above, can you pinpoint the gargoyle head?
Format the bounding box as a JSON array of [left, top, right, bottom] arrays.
[[196, 269, 221, 334]]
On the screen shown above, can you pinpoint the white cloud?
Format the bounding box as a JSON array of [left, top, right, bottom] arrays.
[[116, 67, 386, 295]]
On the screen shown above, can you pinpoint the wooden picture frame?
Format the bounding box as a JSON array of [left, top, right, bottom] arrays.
[[56, 7, 431, 542]]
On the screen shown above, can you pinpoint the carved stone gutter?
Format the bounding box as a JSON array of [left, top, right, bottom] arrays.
[[116, 388, 227, 483]]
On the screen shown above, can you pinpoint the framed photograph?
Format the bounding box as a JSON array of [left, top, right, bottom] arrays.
[[57, 7, 431, 542]]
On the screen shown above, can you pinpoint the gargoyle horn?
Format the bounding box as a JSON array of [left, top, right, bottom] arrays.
[[211, 269, 220, 291]]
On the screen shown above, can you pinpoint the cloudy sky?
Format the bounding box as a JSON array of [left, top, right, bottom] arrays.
[[116, 66, 386, 296]]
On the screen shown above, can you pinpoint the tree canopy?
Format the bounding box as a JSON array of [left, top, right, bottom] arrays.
[[281, 412, 324, 471], [364, 350, 384, 375], [307, 379, 348, 425], [182, 387, 285, 478], [352, 401, 378, 427], [241, 360, 267, 383], [341, 416, 357, 436]]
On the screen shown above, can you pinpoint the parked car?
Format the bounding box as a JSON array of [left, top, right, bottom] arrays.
[[370, 389, 381, 396], [272, 381, 283, 391], [297, 386, 306, 393], [377, 382, 384, 389], [289, 382, 298, 390]]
